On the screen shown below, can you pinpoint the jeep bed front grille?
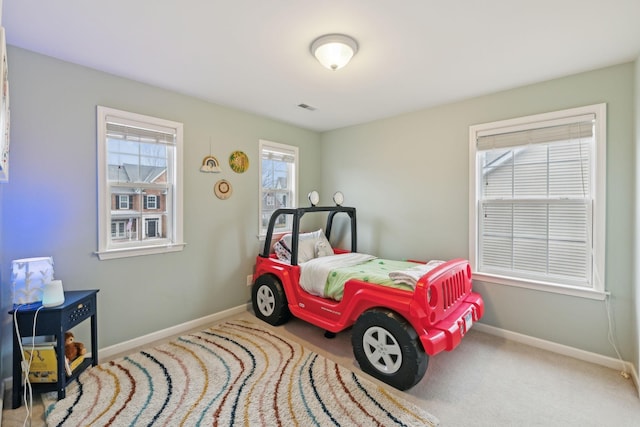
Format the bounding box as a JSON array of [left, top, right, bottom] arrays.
[[441, 269, 467, 311]]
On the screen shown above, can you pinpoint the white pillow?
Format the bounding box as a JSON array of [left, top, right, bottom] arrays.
[[274, 229, 331, 263], [298, 238, 318, 263], [281, 229, 322, 248], [315, 235, 334, 257]]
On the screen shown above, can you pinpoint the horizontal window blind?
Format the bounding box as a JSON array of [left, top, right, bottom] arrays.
[[106, 121, 176, 145], [477, 115, 594, 150], [261, 146, 296, 163]]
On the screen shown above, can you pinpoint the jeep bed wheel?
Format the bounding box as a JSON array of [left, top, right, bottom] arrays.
[[352, 309, 428, 390], [252, 275, 291, 326]]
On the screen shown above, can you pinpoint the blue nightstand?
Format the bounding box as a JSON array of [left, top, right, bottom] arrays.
[[9, 290, 99, 409]]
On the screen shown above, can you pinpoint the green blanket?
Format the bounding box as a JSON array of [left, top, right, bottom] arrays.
[[324, 258, 417, 301]]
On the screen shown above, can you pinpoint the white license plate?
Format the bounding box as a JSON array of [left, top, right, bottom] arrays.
[[463, 311, 473, 333]]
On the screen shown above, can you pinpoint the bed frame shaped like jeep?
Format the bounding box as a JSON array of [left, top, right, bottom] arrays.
[[252, 205, 484, 390]]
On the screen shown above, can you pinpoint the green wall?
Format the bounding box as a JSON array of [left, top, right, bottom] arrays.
[[0, 46, 321, 379], [321, 63, 637, 365]]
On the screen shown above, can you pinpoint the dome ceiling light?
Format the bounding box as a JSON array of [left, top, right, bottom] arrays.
[[310, 34, 358, 71]]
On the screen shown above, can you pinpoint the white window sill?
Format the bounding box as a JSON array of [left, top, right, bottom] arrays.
[[472, 272, 607, 301], [96, 242, 186, 260]]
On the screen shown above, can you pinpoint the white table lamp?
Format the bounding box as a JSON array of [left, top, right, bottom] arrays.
[[11, 257, 54, 305]]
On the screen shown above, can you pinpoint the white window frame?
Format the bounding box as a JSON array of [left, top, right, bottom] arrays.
[[145, 194, 158, 209], [258, 139, 298, 237], [117, 194, 130, 210], [96, 106, 185, 260], [112, 220, 128, 238], [469, 103, 606, 300]]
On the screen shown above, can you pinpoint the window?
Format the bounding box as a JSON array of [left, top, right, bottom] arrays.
[[258, 139, 298, 236], [469, 104, 606, 299], [144, 195, 158, 209], [111, 220, 129, 238], [116, 195, 131, 210], [97, 106, 185, 259]]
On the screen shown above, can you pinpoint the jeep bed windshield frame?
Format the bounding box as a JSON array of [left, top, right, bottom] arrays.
[[260, 206, 358, 265]]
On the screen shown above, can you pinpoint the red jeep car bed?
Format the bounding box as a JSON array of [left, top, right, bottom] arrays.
[[251, 203, 484, 390]]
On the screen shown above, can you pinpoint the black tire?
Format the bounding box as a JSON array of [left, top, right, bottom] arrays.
[[251, 275, 291, 326], [351, 309, 428, 390]]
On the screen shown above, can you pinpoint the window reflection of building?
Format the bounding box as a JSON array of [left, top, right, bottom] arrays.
[[109, 164, 167, 241], [259, 140, 298, 235]]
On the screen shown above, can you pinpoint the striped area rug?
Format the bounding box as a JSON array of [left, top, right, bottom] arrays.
[[44, 319, 438, 426]]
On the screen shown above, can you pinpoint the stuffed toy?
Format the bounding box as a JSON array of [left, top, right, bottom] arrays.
[[64, 331, 87, 362]]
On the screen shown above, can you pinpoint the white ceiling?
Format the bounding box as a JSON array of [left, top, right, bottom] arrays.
[[3, 1, 640, 132]]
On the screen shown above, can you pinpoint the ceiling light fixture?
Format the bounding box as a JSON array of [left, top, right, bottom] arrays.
[[310, 34, 358, 71]]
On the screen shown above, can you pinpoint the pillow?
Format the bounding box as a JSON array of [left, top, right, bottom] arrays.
[[315, 234, 334, 257], [297, 238, 318, 263], [273, 239, 291, 262], [273, 229, 331, 263]]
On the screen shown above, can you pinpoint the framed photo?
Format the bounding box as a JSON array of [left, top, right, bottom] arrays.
[[0, 26, 10, 183]]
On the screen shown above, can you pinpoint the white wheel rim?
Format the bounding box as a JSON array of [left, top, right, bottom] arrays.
[[257, 285, 275, 316], [362, 326, 402, 374]]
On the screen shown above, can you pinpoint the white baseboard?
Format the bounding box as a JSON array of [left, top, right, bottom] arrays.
[[474, 322, 639, 396], [98, 303, 250, 361]]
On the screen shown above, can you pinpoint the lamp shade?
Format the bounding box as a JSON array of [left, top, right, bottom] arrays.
[[311, 34, 358, 71], [11, 257, 54, 305]]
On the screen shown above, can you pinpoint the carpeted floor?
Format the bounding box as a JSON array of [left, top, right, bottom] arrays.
[[41, 319, 437, 426], [3, 310, 640, 426]]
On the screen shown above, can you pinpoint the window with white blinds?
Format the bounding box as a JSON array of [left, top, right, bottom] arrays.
[[96, 106, 185, 260], [469, 104, 606, 298], [258, 139, 298, 236]]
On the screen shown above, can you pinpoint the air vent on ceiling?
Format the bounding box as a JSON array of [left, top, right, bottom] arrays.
[[297, 103, 317, 111]]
